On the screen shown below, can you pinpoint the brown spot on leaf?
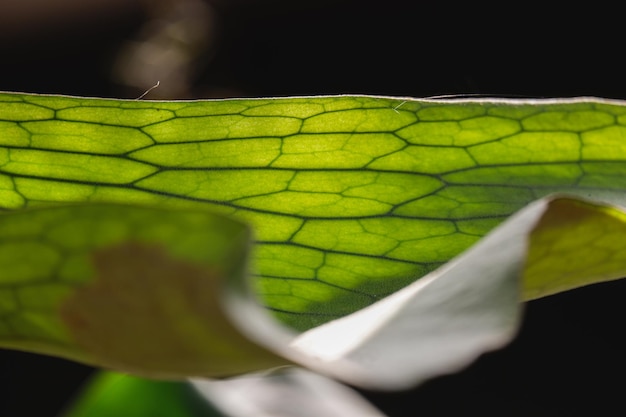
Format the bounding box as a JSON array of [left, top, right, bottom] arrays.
[[532, 198, 596, 230], [60, 242, 287, 379]]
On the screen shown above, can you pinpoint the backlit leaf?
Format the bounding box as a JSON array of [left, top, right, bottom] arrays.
[[2, 93, 626, 331], [0, 204, 286, 377]]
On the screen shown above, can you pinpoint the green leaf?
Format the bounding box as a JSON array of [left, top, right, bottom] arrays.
[[2, 93, 626, 331], [63, 371, 224, 417], [0, 203, 286, 377], [198, 196, 626, 392], [5, 92, 626, 415], [277, 197, 626, 390], [524, 197, 626, 299], [65, 368, 388, 417], [64, 195, 626, 413]]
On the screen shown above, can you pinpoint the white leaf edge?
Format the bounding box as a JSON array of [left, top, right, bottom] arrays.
[[191, 368, 387, 417]]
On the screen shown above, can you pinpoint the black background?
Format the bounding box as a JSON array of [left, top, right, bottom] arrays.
[[1, 1, 626, 416]]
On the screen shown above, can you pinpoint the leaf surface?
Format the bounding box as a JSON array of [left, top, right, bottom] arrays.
[[279, 197, 626, 389], [2, 93, 626, 331], [62, 371, 224, 417], [4, 93, 626, 414], [0, 204, 285, 377]]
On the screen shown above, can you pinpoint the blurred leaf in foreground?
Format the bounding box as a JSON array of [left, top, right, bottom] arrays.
[[64, 371, 224, 417], [0, 204, 285, 378]]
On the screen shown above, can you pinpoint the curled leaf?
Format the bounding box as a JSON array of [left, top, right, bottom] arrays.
[[0, 204, 286, 377], [225, 197, 626, 390]]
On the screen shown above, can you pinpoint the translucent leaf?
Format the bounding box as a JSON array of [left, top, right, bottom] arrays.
[[63, 371, 224, 417], [2, 93, 626, 331]]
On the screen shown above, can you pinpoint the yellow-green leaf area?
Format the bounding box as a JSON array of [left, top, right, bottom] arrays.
[[273, 133, 405, 169], [17, 284, 74, 310], [292, 220, 399, 255], [396, 116, 521, 147], [21, 120, 154, 154], [136, 170, 293, 201], [9, 311, 69, 342], [2, 149, 156, 184], [236, 191, 391, 217], [130, 138, 281, 168], [258, 279, 334, 313], [524, 199, 626, 300], [359, 216, 455, 242], [0, 241, 61, 284], [253, 244, 324, 280], [87, 186, 224, 212], [581, 126, 626, 159], [0, 101, 54, 121], [443, 164, 583, 186], [0, 174, 24, 209], [456, 218, 503, 236], [0, 289, 18, 313], [302, 108, 415, 133], [455, 116, 522, 146], [342, 172, 442, 204], [468, 131, 580, 164], [387, 232, 480, 263], [394, 185, 536, 218], [22, 94, 110, 111], [57, 107, 175, 127], [144, 115, 301, 142], [174, 100, 249, 117], [288, 171, 441, 204], [0, 121, 30, 146], [227, 116, 302, 138], [13, 178, 203, 211], [57, 254, 93, 284], [45, 217, 131, 250], [577, 162, 626, 189], [231, 210, 303, 242], [396, 121, 460, 145], [487, 104, 541, 119], [260, 276, 377, 319], [0, 93, 21, 102], [289, 171, 365, 194], [417, 103, 486, 120], [368, 145, 476, 173], [143, 115, 241, 142], [522, 110, 614, 131], [320, 96, 368, 112], [242, 101, 325, 118], [319, 253, 422, 294], [14, 178, 97, 203]]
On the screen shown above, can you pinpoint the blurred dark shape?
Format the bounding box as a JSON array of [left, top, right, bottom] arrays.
[[0, 0, 141, 42], [0, 0, 145, 97], [112, 0, 217, 98]]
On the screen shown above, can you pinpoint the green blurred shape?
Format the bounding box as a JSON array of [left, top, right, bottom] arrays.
[[0, 204, 286, 378], [63, 372, 223, 417]]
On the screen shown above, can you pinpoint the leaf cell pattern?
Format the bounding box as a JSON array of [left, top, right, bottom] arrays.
[[1, 93, 626, 330]]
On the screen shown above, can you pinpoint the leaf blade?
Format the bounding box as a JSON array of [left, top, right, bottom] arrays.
[[2, 93, 626, 330], [0, 204, 286, 377]]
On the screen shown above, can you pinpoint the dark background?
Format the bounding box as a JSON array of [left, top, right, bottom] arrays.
[[1, 1, 626, 416]]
